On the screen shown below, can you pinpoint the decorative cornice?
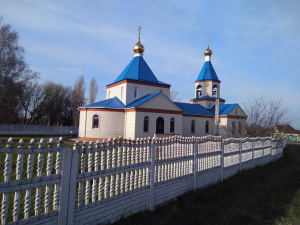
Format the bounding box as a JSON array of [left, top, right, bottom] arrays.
[[80, 108, 124, 112], [183, 114, 213, 118], [190, 98, 225, 103], [127, 108, 183, 114], [220, 115, 248, 119], [195, 80, 221, 83], [107, 79, 171, 89]]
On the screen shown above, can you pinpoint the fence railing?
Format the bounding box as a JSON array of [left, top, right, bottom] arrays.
[[0, 135, 287, 225], [0, 124, 78, 135]]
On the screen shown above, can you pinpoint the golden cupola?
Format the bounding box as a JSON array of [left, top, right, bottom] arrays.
[[133, 26, 144, 55], [204, 47, 212, 56]]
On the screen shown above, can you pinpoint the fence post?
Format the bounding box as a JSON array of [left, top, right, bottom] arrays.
[[58, 147, 79, 225], [220, 139, 224, 182], [193, 137, 197, 190], [148, 138, 155, 212], [262, 139, 265, 165], [239, 140, 242, 172], [252, 139, 255, 168]]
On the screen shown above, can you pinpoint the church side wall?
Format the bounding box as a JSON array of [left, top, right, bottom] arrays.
[[106, 83, 128, 105], [126, 83, 170, 105], [78, 110, 86, 138], [182, 116, 214, 137], [106, 82, 170, 106], [134, 112, 183, 138], [125, 111, 136, 139], [79, 110, 125, 139]]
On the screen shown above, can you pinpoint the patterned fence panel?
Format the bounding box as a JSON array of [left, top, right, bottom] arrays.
[[0, 136, 287, 225], [0, 137, 64, 225]]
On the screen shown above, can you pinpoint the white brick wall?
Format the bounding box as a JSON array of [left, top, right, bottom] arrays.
[[125, 111, 136, 139], [182, 116, 214, 137], [79, 109, 125, 139], [107, 82, 170, 106], [134, 111, 183, 138]]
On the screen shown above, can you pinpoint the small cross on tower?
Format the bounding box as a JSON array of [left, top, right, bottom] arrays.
[[207, 37, 210, 47], [138, 26, 142, 42]]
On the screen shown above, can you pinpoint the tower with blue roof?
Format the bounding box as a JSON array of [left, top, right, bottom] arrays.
[[106, 26, 171, 106], [190, 39, 225, 109]]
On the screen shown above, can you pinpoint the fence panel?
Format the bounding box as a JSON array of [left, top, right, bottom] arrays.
[[0, 136, 286, 225]]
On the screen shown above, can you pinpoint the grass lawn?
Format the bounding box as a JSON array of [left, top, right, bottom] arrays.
[[113, 143, 300, 225]]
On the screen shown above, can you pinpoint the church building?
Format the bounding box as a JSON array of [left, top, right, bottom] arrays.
[[78, 31, 247, 140]]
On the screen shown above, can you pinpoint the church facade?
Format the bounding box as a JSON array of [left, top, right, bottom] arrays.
[[78, 34, 247, 140]]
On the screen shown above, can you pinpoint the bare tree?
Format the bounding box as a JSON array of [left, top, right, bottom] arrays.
[[89, 77, 98, 104], [19, 81, 47, 125], [73, 75, 85, 126], [170, 89, 181, 102], [0, 18, 38, 123], [243, 96, 290, 137]]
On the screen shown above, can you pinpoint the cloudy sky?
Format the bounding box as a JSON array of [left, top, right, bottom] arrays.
[[1, 0, 300, 129]]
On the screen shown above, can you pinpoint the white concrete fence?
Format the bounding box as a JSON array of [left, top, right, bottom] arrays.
[[0, 124, 78, 136], [0, 135, 287, 225]]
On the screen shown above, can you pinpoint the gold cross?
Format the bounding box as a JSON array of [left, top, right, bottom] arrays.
[[138, 26, 142, 41], [207, 37, 210, 47]]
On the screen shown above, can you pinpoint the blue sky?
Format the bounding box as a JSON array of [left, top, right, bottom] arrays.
[[1, 0, 300, 129]]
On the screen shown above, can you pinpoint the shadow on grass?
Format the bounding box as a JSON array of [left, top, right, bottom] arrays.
[[113, 144, 300, 225]]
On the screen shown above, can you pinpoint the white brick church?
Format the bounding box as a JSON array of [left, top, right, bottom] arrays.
[[78, 33, 247, 141]]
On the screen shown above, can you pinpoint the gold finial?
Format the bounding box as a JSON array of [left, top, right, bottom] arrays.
[[204, 37, 212, 56], [133, 26, 144, 55]]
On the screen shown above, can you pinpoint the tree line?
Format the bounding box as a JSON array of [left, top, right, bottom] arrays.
[[0, 17, 98, 126]]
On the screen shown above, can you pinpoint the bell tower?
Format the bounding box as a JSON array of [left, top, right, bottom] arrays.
[[191, 39, 225, 109]]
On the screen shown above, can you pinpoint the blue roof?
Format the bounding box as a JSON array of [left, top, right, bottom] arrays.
[[190, 95, 225, 101], [196, 61, 220, 82], [211, 103, 238, 115], [126, 93, 161, 108], [110, 56, 170, 86], [174, 102, 213, 116], [83, 97, 125, 108]]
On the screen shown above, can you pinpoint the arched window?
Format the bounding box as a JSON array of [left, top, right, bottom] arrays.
[[144, 116, 149, 132], [238, 122, 242, 134], [236, 109, 238, 114], [212, 85, 218, 98], [134, 87, 138, 99], [93, 115, 99, 129], [205, 121, 209, 133], [196, 85, 202, 98], [170, 117, 175, 133], [232, 122, 236, 135], [121, 87, 123, 99], [191, 120, 195, 133], [156, 117, 164, 134], [108, 90, 110, 99]]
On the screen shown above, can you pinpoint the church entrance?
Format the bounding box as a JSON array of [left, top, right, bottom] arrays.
[[156, 117, 164, 134]]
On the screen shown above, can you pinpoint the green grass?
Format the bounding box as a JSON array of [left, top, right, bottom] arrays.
[[113, 144, 300, 225]]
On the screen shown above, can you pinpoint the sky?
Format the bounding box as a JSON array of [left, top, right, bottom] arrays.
[[1, 0, 300, 129]]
